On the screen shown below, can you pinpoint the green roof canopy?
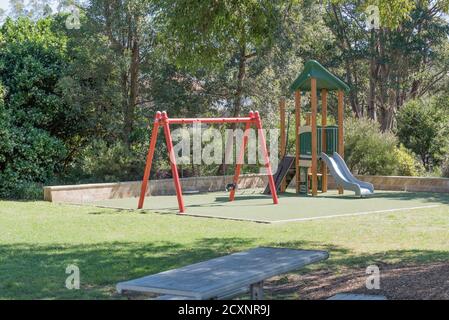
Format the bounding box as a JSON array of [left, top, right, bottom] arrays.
[[290, 60, 350, 93]]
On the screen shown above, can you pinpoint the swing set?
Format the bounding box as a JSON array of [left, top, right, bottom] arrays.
[[138, 110, 279, 213]]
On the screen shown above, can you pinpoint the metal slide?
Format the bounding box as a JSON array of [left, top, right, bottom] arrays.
[[263, 156, 296, 195], [320, 152, 374, 197]]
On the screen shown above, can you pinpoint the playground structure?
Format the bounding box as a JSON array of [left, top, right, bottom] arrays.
[[268, 60, 374, 197], [138, 110, 279, 213], [136, 60, 373, 216]]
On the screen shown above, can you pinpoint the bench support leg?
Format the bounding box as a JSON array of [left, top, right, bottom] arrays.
[[250, 281, 264, 300]]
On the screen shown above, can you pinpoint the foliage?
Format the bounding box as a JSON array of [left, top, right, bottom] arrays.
[[0, 17, 70, 198], [156, 0, 283, 71], [396, 97, 449, 170], [394, 144, 424, 176], [330, 0, 417, 29], [1, 1, 449, 201], [345, 118, 427, 176], [441, 157, 449, 178], [0, 17, 69, 133], [344, 117, 399, 175], [54, 13, 124, 144], [0, 105, 66, 199], [86, 0, 157, 144], [67, 140, 146, 184], [326, 0, 449, 129]]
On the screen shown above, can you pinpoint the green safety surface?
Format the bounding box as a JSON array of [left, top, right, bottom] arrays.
[[89, 189, 448, 223]]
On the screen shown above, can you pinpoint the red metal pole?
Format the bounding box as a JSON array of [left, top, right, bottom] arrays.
[[167, 117, 253, 125], [161, 112, 185, 213], [138, 112, 161, 209], [229, 114, 254, 202], [255, 111, 279, 205]]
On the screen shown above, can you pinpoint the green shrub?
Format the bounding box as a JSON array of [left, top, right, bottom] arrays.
[[1, 83, 66, 199], [396, 97, 449, 170], [0, 124, 67, 199], [393, 145, 424, 176], [344, 118, 399, 175], [69, 140, 146, 183]]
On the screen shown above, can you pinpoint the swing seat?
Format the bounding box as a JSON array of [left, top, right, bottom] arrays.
[[183, 190, 200, 195]]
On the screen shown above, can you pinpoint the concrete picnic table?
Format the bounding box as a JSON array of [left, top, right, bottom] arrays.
[[116, 247, 329, 300]]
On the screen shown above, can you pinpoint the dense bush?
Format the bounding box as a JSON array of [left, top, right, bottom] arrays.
[[344, 118, 426, 176], [0, 85, 66, 199], [0, 18, 72, 199], [67, 140, 146, 184], [396, 97, 449, 170], [344, 118, 399, 175], [394, 145, 424, 176]]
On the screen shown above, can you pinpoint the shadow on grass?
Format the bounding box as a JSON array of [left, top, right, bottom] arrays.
[[88, 209, 134, 215], [0, 237, 255, 300], [1, 237, 448, 300]]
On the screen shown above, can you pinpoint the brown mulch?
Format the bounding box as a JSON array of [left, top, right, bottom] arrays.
[[122, 262, 449, 300], [265, 262, 449, 300]]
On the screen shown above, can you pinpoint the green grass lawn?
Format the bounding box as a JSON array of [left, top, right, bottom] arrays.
[[0, 198, 448, 299]]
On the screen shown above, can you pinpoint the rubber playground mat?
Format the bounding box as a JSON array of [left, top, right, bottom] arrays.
[[89, 189, 449, 223]]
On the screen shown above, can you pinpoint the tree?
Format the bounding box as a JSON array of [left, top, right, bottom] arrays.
[[0, 79, 66, 199], [8, 0, 57, 20], [86, 0, 156, 146], [396, 97, 449, 170], [0, 8, 5, 24], [157, 0, 290, 118], [0, 17, 71, 136], [53, 11, 125, 158], [325, 0, 449, 130], [0, 16, 92, 195]]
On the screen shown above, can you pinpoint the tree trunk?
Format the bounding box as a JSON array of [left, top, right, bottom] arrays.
[[345, 60, 362, 118], [220, 45, 247, 175], [368, 30, 378, 121], [233, 45, 247, 117], [123, 36, 140, 146]]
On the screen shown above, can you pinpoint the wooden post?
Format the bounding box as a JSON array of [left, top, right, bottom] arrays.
[[311, 78, 318, 197], [295, 91, 301, 194], [321, 89, 328, 193], [338, 90, 344, 195], [279, 98, 287, 192], [305, 112, 311, 126]]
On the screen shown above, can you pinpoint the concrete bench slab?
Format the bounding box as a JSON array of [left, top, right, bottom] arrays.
[[117, 247, 329, 300]]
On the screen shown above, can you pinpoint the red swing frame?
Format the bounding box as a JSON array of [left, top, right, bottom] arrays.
[[138, 110, 279, 213]]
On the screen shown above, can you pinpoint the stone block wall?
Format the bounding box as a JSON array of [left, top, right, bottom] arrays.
[[44, 174, 449, 204], [44, 174, 269, 204]]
